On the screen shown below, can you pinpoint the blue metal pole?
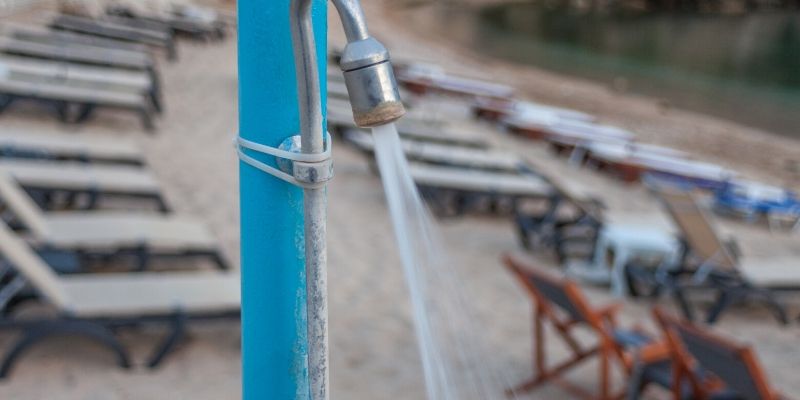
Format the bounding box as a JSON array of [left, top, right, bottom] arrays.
[[238, 1, 327, 398]]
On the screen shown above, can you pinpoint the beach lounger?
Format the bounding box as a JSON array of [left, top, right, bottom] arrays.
[[0, 54, 161, 113], [472, 97, 595, 124], [50, 14, 177, 61], [106, 6, 227, 40], [650, 307, 784, 400], [503, 115, 635, 153], [631, 183, 798, 324], [713, 180, 800, 231], [0, 160, 166, 211], [397, 63, 515, 100], [7, 24, 150, 53], [0, 172, 228, 270], [0, 35, 156, 73], [0, 222, 238, 377], [503, 254, 671, 400], [585, 142, 736, 189], [0, 129, 142, 165], [0, 65, 157, 130], [343, 128, 524, 172], [410, 162, 552, 216]]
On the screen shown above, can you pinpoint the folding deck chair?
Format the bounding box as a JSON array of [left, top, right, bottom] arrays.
[[0, 160, 166, 211], [0, 129, 143, 165], [0, 172, 228, 271], [50, 14, 177, 61], [0, 60, 157, 129], [651, 307, 785, 400], [631, 183, 799, 324], [0, 54, 161, 113], [0, 222, 239, 377], [410, 163, 553, 217], [503, 254, 671, 400]]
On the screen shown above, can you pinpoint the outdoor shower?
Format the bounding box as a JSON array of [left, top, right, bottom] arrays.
[[238, 0, 405, 399]]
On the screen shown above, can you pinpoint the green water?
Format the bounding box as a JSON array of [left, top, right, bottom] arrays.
[[425, 3, 800, 137]]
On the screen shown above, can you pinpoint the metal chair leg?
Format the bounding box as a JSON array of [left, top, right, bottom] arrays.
[[0, 321, 131, 378], [147, 313, 187, 368]]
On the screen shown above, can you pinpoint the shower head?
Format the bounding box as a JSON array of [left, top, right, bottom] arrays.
[[339, 37, 405, 127]]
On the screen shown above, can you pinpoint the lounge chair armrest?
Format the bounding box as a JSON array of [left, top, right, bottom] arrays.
[[637, 340, 671, 364], [597, 303, 623, 323]]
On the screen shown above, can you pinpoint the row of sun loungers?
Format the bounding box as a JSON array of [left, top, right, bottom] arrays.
[[0, 125, 235, 376], [0, 8, 229, 131]]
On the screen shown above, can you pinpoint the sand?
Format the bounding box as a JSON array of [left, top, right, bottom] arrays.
[[0, 1, 798, 399]]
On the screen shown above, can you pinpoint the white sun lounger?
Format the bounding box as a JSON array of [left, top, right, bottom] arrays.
[[473, 97, 595, 123], [0, 35, 154, 71], [6, 24, 150, 53], [0, 172, 227, 270], [410, 162, 552, 198], [0, 129, 143, 165], [0, 221, 238, 377], [398, 63, 515, 99], [50, 14, 177, 60], [344, 128, 523, 172], [0, 160, 165, 210]]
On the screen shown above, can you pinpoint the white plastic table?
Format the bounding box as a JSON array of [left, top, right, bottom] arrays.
[[567, 223, 680, 297]]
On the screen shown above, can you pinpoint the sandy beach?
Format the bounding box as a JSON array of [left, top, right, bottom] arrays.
[[0, 1, 798, 399]]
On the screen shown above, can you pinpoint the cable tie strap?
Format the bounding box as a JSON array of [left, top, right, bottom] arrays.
[[236, 133, 333, 189]]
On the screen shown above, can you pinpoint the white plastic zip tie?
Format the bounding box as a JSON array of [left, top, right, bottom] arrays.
[[236, 133, 332, 189]]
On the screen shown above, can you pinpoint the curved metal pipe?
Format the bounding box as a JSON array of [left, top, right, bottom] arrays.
[[289, 1, 403, 400]]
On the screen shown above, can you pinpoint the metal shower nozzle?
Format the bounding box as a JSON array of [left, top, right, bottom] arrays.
[[339, 37, 406, 127]]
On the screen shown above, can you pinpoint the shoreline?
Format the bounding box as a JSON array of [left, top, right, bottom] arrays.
[[345, 0, 800, 189]]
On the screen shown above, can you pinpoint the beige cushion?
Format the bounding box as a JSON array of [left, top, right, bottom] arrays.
[[61, 272, 240, 317], [409, 163, 552, 197], [0, 129, 142, 162], [739, 257, 800, 287], [0, 160, 160, 193], [44, 212, 218, 251]]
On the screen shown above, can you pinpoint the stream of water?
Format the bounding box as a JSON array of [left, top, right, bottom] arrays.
[[372, 123, 516, 399]]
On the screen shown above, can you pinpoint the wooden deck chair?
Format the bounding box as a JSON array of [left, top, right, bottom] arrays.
[[50, 14, 177, 61], [0, 129, 143, 165], [503, 254, 670, 400], [0, 160, 166, 211], [343, 128, 525, 173], [651, 307, 785, 400], [0, 222, 238, 377], [0, 171, 228, 270], [0, 54, 161, 113], [646, 183, 797, 324], [410, 163, 553, 217], [0, 61, 157, 129]]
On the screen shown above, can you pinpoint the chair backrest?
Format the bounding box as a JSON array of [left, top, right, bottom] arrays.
[[0, 221, 69, 309], [504, 254, 592, 325], [651, 183, 737, 271], [653, 308, 776, 400], [0, 170, 50, 237]]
